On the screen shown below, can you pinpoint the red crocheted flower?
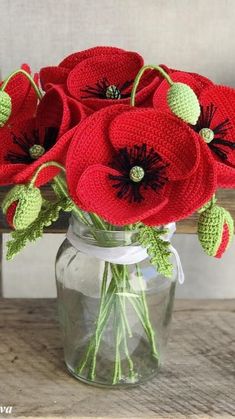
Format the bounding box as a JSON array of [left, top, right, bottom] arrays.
[[1, 64, 38, 126], [154, 74, 235, 188], [40, 46, 162, 111], [66, 105, 217, 226], [0, 86, 88, 186]]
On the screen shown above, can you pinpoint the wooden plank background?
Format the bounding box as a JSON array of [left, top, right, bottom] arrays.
[[0, 298, 234, 418], [0, 187, 235, 234]]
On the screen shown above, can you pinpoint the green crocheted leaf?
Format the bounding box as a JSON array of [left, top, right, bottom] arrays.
[[138, 225, 173, 278], [6, 197, 70, 260]]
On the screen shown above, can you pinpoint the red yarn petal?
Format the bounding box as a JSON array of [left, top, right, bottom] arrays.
[[36, 85, 89, 138], [0, 120, 77, 186], [198, 85, 235, 184], [216, 163, 235, 188], [109, 108, 201, 181], [60, 46, 126, 69], [76, 164, 168, 225], [6, 201, 17, 228], [215, 223, 230, 258], [143, 140, 217, 226], [4, 65, 38, 124], [39, 66, 70, 91], [66, 105, 130, 202], [67, 52, 143, 100]]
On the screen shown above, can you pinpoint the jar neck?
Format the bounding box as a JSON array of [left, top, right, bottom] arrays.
[[69, 214, 140, 248]]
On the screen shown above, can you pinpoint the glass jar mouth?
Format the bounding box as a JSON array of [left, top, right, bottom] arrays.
[[70, 214, 140, 247]]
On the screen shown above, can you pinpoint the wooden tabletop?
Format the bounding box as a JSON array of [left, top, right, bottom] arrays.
[[0, 187, 235, 234], [0, 298, 234, 418]]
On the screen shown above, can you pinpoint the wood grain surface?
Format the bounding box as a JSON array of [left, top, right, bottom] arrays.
[[0, 298, 234, 418]]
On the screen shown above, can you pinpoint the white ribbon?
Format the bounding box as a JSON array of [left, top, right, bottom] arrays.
[[66, 222, 184, 284]]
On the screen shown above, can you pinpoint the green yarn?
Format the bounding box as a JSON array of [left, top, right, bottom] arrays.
[[0, 68, 43, 128], [198, 204, 234, 256], [0, 91, 12, 127], [167, 82, 200, 125], [2, 185, 42, 230], [129, 166, 145, 182], [6, 196, 73, 260], [130, 64, 200, 125], [138, 225, 173, 278]]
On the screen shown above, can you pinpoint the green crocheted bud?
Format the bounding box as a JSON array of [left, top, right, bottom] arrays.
[[0, 91, 12, 127], [167, 82, 200, 125], [198, 204, 234, 258], [2, 184, 42, 230]]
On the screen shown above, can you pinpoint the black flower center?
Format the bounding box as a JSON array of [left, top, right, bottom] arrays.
[[192, 103, 235, 161], [109, 144, 168, 203], [5, 127, 59, 164], [80, 78, 133, 100]]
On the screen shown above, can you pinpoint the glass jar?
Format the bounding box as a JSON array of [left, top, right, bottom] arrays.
[[55, 215, 177, 388]]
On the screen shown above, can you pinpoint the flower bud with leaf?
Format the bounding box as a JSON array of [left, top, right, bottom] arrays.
[[2, 184, 43, 230]]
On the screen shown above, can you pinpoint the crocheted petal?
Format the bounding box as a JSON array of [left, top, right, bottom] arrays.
[[0, 118, 35, 161], [109, 108, 200, 181], [36, 85, 88, 138], [0, 122, 76, 186], [0, 122, 33, 185], [39, 66, 70, 91], [76, 164, 168, 225], [59, 46, 126, 69], [143, 142, 217, 226], [216, 163, 235, 188], [15, 125, 77, 186], [199, 85, 235, 168], [67, 52, 143, 101], [4, 65, 38, 123], [66, 105, 130, 202], [153, 71, 207, 112]]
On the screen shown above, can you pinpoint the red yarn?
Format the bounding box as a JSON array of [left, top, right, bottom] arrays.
[[154, 72, 235, 189], [0, 64, 38, 126], [66, 105, 217, 226], [153, 70, 213, 111], [0, 85, 89, 186], [40, 46, 162, 111], [198, 85, 235, 188], [6, 201, 18, 228], [215, 223, 230, 258]]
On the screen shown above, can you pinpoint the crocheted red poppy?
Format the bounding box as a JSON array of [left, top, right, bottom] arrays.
[[40, 46, 162, 111], [0, 86, 88, 186], [66, 105, 217, 226], [0, 64, 38, 126], [154, 76, 235, 188]]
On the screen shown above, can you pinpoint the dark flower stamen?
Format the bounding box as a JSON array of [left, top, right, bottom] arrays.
[[109, 144, 168, 203], [5, 127, 59, 164], [80, 78, 133, 100], [192, 103, 235, 161]]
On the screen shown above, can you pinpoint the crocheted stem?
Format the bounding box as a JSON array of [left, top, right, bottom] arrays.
[[75, 259, 159, 385], [130, 65, 173, 107], [29, 161, 65, 187], [0, 69, 43, 100]]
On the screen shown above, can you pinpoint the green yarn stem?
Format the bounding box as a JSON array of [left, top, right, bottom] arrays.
[[0, 69, 43, 100], [135, 264, 159, 359], [76, 259, 159, 385], [198, 194, 217, 214], [29, 161, 65, 187], [130, 64, 173, 107]]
